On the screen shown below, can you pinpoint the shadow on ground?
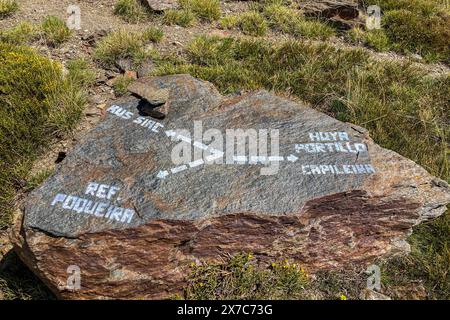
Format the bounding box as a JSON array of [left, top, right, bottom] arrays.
[[0, 249, 55, 300]]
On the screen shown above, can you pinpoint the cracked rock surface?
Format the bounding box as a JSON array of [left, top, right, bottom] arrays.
[[12, 75, 450, 299]]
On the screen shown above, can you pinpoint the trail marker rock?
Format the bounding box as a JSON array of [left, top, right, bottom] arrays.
[[12, 75, 450, 299]]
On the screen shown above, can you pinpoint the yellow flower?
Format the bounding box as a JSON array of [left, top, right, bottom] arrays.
[[340, 294, 347, 300]]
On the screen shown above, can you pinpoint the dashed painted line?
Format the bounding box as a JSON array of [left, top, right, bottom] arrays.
[[158, 130, 301, 180], [189, 159, 205, 168], [165, 130, 222, 155], [171, 165, 188, 174]]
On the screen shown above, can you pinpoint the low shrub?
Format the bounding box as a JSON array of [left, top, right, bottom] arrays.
[[94, 29, 159, 70], [0, 0, 18, 18], [0, 43, 90, 228], [179, 0, 221, 22], [114, 0, 150, 23], [185, 253, 309, 299], [236, 12, 268, 37], [0, 21, 39, 44], [41, 16, 72, 47], [163, 9, 197, 27]]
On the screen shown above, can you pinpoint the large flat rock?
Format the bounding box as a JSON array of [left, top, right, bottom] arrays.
[[12, 75, 450, 299]]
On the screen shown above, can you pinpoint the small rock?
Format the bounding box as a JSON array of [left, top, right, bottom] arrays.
[[88, 94, 105, 105], [298, 0, 363, 30], [96, 73, 108, 84], [85, 105, 100, 117], [105, 70, 117, 79], [128, 79, 170, 106], [0, 231, 12, 259], [105, 78, 116, 87], [82, 30, 107, 46], [144, 0, 179, 12], [432, 178, 449, 189], [360, 288, 391, 300], [116, 59, 133, 73], [137, 59, 155, 78], [124, 70, 138, 80], [299, 0, 359, 19]]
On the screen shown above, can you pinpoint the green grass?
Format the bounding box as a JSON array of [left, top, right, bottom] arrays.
[[363, 0, 444, 15], [0, 0, 18, 18], [287, 17, 335, 40], [0, 21, 39, 45], [24, 169, 54, 192], [179, 0, 221, 22], [359, 0, 450, 63], [348, 28, 391, 52], [237, 12, 268, 37], [163, 0, 220, 26], [383, 9, 449, 62], [184, 253, 309, 299], [142, 26, 164, 43], [263, 3, 335, 40], [112, 75, 135, 96], [1, 17, 72, 47], [0, 251, 55, 300], [163, 9, 197, 27], [364, 29, 391, 52], [41, 16, 72, 47], [263, 3, 300, 32], [381, 211, 450, 299], [314, 268, 366, 300], [94, 29, 162, 70], [114, 0, 151, 23], [0, 43, 91, 229], [66, 59, 97, 88], [219, 15, 239, 30], [219, 5, 334, 40]]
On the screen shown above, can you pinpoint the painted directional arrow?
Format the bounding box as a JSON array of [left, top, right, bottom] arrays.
[[287, 154, 299, 162], [205, 151, 224, 162], [157, 170, 169, 179], [165, 130, 176, 138], [158, 129, 303, 180]]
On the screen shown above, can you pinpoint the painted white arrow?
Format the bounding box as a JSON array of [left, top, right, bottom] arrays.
[[205, 151, 224, 162], [287, 154, 299, 162], [165, 130, 176, 138], [268, 156, 285, 162], [157, 170, 169, 179]]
